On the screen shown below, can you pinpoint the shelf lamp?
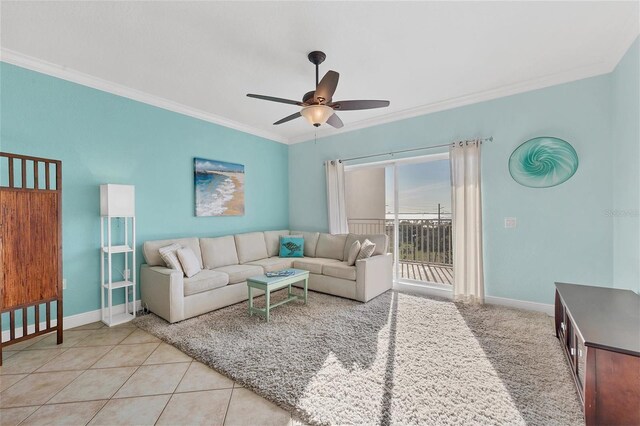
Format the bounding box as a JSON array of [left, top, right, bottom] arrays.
[[300, 105, 333, 127], [100, 184, 135, 217]]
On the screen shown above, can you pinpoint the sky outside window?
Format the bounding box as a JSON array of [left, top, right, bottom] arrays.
[[385, 160, 452, 219]]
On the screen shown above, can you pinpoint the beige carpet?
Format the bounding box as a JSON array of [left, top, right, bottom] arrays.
[[134, 290, 583, 426]]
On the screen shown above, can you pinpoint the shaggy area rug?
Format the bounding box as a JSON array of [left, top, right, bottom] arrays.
[[134, 290, 583, 425]]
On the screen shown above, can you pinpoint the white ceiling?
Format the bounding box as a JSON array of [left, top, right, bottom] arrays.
[[1, 1, 638, 144]]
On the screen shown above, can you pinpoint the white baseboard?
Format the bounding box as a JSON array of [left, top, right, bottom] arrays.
[[2, 300, 141, 343], [393, 282, 554, 316], [63, 300, 142, 329], [484, 295, 554, 316], [3, 288, 554, 343]]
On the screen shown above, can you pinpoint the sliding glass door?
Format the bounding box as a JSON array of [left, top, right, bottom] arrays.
[[345, 153, 453, 286]]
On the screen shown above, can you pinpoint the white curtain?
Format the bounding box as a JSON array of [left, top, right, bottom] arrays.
[[325, 159, 349, 234], [450, 141, 484, 303]]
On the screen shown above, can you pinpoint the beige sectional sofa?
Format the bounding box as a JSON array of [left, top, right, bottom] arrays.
[[141, 230, 392, 323]]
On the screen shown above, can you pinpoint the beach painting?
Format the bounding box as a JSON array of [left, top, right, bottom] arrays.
[[194, 158, 245, 216]]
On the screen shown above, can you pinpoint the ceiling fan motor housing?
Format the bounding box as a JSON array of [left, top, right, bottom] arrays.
[[307, 51, 326, 65]]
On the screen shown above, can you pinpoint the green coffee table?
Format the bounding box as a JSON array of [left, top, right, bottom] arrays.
[[247, 269, 309, 322]]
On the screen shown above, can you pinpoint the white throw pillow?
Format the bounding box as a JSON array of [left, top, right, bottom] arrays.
[[177, 247, 201, 278], [158, 243, 183, 273], [347, 240, 361, 266], [357, 239, 376, 260]]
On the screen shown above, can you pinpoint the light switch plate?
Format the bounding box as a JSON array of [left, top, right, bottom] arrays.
[[504, 217, 517, 228], [63, 278, 67, 290]]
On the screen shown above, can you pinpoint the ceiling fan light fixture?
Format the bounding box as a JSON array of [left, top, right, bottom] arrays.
[[300, 105, 333, 127]]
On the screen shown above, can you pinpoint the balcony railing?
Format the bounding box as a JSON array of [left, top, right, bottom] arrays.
[[347, 217, 454, 285]]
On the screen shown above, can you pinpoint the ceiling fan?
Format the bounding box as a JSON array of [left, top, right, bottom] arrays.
[[247, 51, 390, 128]]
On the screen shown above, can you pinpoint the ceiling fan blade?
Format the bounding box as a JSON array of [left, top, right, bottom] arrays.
[[329, 100, 390, 111], [326, 113, 344, 129], [273, 111, 301, 125], [314, 71, 339, 103], [247, 94, 303, 106]]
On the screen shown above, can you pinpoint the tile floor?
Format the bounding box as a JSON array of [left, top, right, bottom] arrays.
[[0, 321, 297, 425]]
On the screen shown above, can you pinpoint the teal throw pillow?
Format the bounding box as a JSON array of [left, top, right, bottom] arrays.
[[280, 236, 304, 258]]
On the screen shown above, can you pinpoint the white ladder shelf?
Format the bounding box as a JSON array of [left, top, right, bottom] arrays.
[[100, 215, 136, 326]]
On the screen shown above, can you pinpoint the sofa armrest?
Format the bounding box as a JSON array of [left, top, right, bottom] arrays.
[[140, 264, 185, 323], [355, 253, 393, 302]]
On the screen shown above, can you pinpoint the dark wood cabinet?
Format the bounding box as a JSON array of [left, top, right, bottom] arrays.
[[555, 282, 640, 426]]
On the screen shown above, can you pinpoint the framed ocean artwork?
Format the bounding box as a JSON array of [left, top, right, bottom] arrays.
[[194, 158, 245, 216]]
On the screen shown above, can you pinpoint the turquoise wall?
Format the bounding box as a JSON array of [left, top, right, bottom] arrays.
[[611, 38, 640, 293], [0, 62, 289, 322], [290, 74, 616, 305], [1, 37, 637, 323]]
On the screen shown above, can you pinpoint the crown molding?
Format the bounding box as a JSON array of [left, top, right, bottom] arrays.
[[289, 59, 615, 144], [3, 21, 637, 147], [291, 26, 640, 145], [0, 48, 289, 145]]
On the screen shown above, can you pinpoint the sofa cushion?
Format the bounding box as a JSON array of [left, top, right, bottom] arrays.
[[183, 270, 229, 297], [293, 257, 341, 274], [289, 231, 320, 257], [235, 232, 269, 264], [357, 239, 376, 260], [213, 264, 263, 284], [322, 262, 357, 281], [143, 238, 203, 268], [279, 236, 304, 258], [343, 233, 388, 259], [264, 230, 290, 257], [158, 243, 183, 272], [246, 257, 295, 273], [346, 240, 361, 266], [315, 233, 348, 261], [200, 236, 239, 269], [177, 247, 202, 278]]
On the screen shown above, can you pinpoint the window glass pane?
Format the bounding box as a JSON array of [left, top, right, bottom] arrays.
[[345, 156, 453, 286], [396, 159, 453, 284], [397, 159, 451, 219]]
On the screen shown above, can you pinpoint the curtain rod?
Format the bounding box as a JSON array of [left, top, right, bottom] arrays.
[[339, 136, 493, 163]]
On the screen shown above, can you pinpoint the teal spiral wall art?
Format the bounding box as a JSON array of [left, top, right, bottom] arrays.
[[509, 137, 579, 188]]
